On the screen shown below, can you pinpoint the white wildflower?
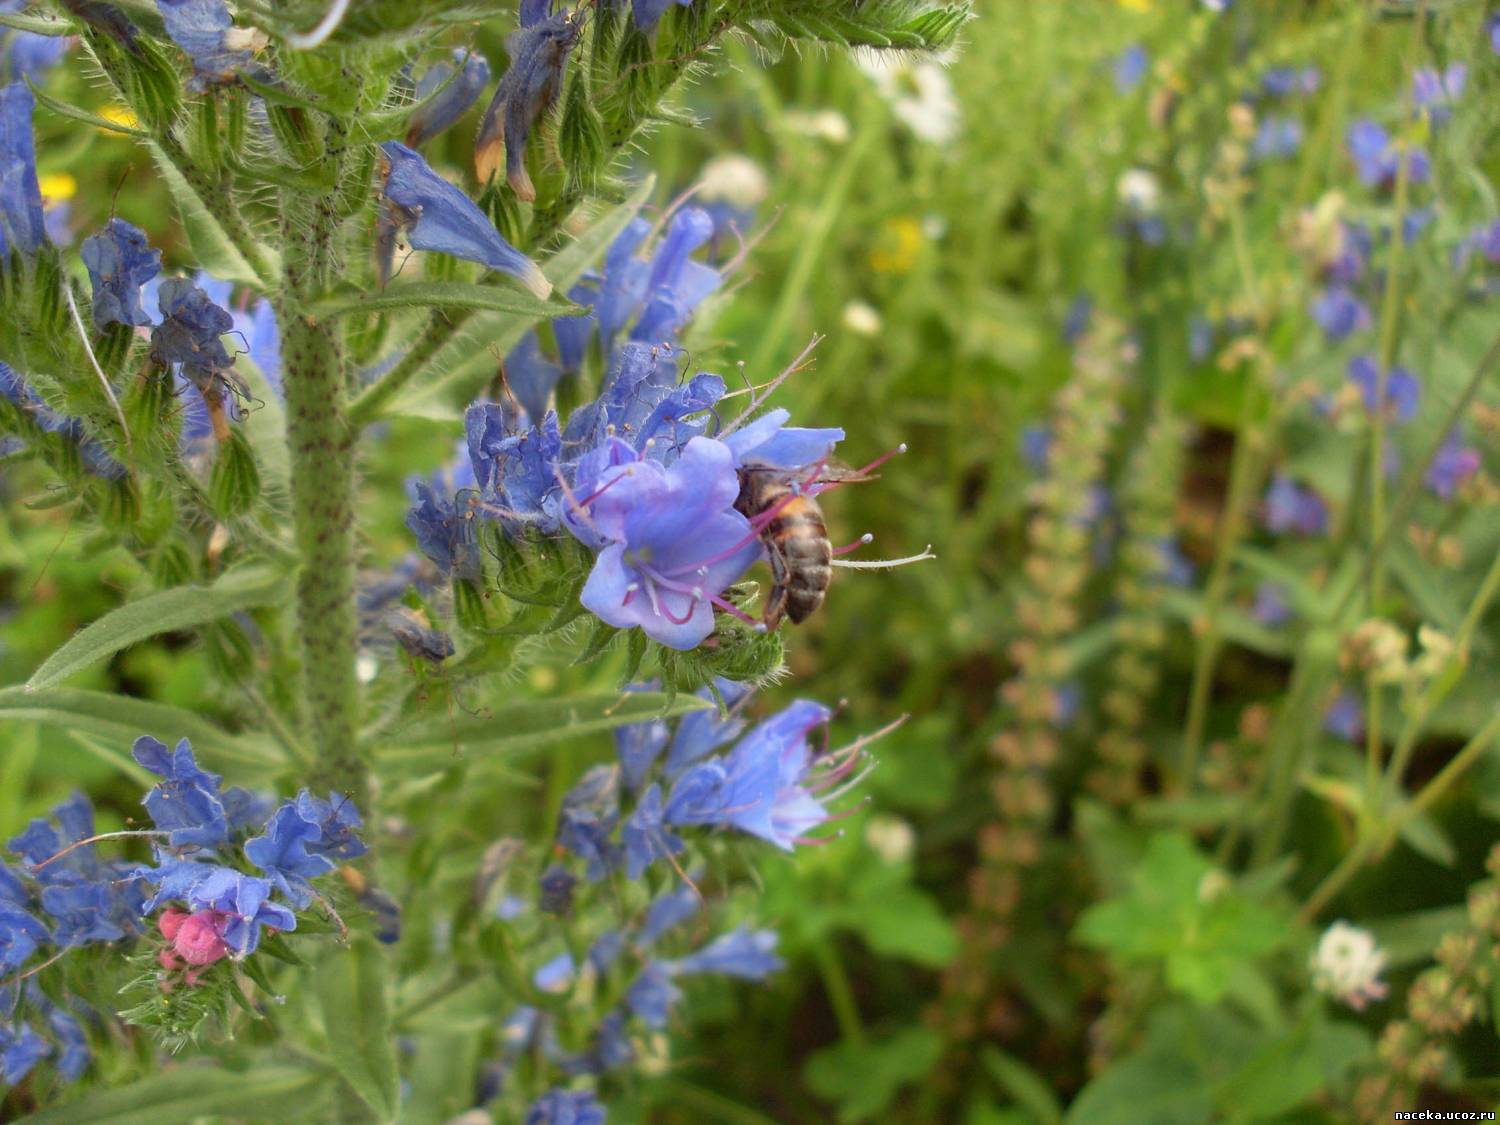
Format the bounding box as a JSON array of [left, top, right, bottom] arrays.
[[842, 300, 883, 338], [1310, 921, 1389, 1011]]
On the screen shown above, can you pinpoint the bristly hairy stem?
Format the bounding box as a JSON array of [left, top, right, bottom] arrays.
[[279, 114, 365, 803]]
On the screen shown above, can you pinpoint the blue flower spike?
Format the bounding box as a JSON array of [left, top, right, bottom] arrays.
[[473, 10, 578, 201]]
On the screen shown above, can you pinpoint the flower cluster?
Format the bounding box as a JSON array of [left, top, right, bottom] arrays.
[[550, 679, 876, 881], [404, 198, 890, 651], [0, 736, 365, 1082], [130, 736, 366, 971]]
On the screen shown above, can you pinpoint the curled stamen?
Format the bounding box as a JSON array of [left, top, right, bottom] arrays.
[[831, 545, 936, 570], [721, 334, 824, 435], [33, 830, 167, 871], [832, 533, 874, 556]]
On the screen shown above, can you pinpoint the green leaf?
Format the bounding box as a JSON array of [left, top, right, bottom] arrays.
[[980, 1046, 1063, 1125], [844, 877, 958, 967], [27, 80, 148, 137], [0, 687, 280, 770], [17, 1062, 332, 1124], [315, 281, 580, 321], [369, 691, 710, 774], [1215, 1017, 1372, 1122], [317, 935, 401, 1122], [1366, 905, 1468, 968], [387, 176, 657, 420], [26, 566, 288, 691], [1397, 809, 1458, 867], [0, 11, 68, 35], [146, 141, 274, 288], [805, 1026, 943, 1123]]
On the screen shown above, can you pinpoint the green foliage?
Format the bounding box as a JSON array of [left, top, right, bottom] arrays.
[[804, 1026, 943, 1122], [315, 935, 400, 1122], [1075, 833, 1292, 1005]]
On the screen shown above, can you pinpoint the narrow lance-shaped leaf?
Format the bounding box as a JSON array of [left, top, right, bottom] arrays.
[[316, 934, 401, 1122], [26, 566, 289, 691]]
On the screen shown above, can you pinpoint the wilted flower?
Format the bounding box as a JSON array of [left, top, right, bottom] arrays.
[[1310, 921, 1388, 1010], [474, 10, 578, 200], [405, 48, 491, 148], [379, 141, 549, 298], [149, 278, 236, 391], [81, 218, 161, 329]]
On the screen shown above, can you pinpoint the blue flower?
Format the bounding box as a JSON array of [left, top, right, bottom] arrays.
[[666, 927, 782, 979], [1251, 582, 1293, 628], [184, 867, 295, 956], [637, 881, 700, 945], [1412, 63, 1465, 122], [405, 479, 482, 582], [34, 988, 88, 1082], [629, 208, 720, 346], [1113, 45, 1148, 93], [631, 0, 692, 32], [1251, 115, 1302, 161], [568, 436, 761, 649], [1426, 431, 1480, 500], [405, 48, 491, 149], [588, 930, 624, 973], [564, 346, 726, 464], [222, 787, 276, 834], [722, 407, 843, 472], [620, 783, 683, 879], [81, 219, 161, 329], [293, 791, 367, 862], [532, 950, 576, 993], [557, 765, 621, 882], [379, 142, 549, 298], [1021, 423, 1052, 470], [132, 735, 230, 849], [39, 882, 125, 947], [1491, 14, 1500, 56], [245, 802, 335, 909], [1311, 285, 1370, 341], [1263, 475, 1328, 537], [149, 278, 236, 390], [1348, 355, 1419, 423], [1323, 691, 1364, 743], [0, 900, 48, 972], [503, 331, 565, 421], [624, 962, 679, 1029], [664, 699, 842, 851], [155, 0, 252, 83], [612, 687, 671, 790], [474, 13, 578, 201], [525, 1088, 606, 1125], [538, 864, 576, 916], [0, 82, 46, 259], [1260, 65, 1319, 98], [0, 1020, 48, 1083], [465, 402, 565, 533], [1346, 120, 1429, 189], [663, 678, 751, 776]]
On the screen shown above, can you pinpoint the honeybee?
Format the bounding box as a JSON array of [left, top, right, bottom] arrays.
[[735, 466, 835, 628], [732, 442, 926, 629]]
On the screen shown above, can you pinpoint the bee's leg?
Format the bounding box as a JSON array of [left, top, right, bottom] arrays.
[[763, 538, 790, 629]]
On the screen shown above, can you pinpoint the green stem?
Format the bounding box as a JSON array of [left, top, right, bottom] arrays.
[[812, 939, 865, 1047], [1382, 550, 1500, 800], [1300, 707, 1500, 923], [347, 309, 471, 427], [279, 121, 364, 801], [1363, 133, 1413, 801], [155, 133, 276, 289], [748, 120, 878, 378]]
